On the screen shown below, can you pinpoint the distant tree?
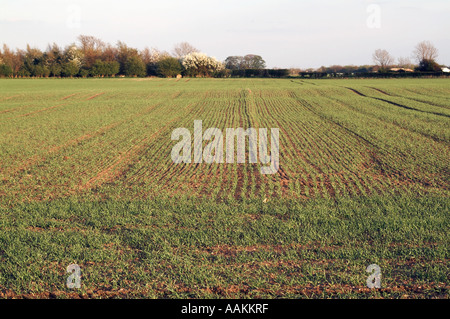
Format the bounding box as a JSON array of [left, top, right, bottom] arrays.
[[106, 61, 120, 76], [1, 45, 21, 76], [224, 56, 244, 70], [141, 47, 170, 76], [241, 54, 266, 69], [77, 35, 105, 69], [124, 56, 146, 77], [413, 41, 438, 63], [413, 41, 440, 72], [34, 64, 50, 77], [172, 42, 199, 59], [416, 59, 441, 72], [21, 45, 46, 77], [43, 43, 63, 77], [90, 60, 104, 77], [372, 49, 394, 71], [157, 57, 182, 77], [101, 44, 118, 62], [140, 47, 153, 65], [224, 55, 266, 70], [64, 45, 83, 68], [116, 41, 139, 75], [58, 45, 83, 77]]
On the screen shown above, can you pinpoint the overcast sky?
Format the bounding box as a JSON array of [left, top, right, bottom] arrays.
[[0, 0, 449, 68]]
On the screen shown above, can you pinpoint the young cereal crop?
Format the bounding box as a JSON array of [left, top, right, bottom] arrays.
[[0, 78, 448, 299]]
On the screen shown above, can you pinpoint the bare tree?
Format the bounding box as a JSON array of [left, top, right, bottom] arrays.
[[241, 54, 266, 69], [172, 42, 199, 59], [77, 35, 105, 68], [2, 44, 24, 74], [115, 41, 139, 74], [413, 41, 438, 63], [397, 57, 413, 69], [140, 47, 169, 65], [77, 35, 105, 52], [372, 49, 394, 70], [101, 44, 118, 62]]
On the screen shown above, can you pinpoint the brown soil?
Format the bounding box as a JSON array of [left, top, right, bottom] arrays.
[[86, 92, 105, 100], [19, 103, 66, 117]]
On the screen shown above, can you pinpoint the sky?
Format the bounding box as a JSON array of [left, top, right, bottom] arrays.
[[0, 0, 449, 69]]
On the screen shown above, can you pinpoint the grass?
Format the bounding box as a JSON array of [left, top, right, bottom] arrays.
[[0, 78, 448, 298], [0, 196, 448, 298]]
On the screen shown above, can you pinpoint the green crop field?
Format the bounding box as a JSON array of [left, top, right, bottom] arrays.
[[0, 78, 448, 299]]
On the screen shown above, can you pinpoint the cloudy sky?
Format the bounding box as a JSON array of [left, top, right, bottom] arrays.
[[0, 0, 448, 68]]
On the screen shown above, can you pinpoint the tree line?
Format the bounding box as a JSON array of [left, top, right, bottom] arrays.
[[0, 37, 446, 79], [0, 35, 276, 78]]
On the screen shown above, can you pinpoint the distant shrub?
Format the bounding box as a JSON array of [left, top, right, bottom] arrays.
[[213, 69, 231, 78], [231, 68, 289, 78], [157, 57, 182, 78], [124, 56, 146, 77], [268, 69, 289, 77], [33, 65, 50, 77], [49, 64, 62, 77], [78, 68, 89, 78], [17, 68, 31, 77], [61, 61, 80, 77], [416, 59, 441, 72], [231, 69, 245, 77], [0, 64, 13, 77], [90, 60, 120, 77]]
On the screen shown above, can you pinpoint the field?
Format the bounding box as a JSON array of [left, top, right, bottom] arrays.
[[0, 78, 448, 298]]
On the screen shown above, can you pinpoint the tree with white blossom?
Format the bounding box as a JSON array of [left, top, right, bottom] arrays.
[[181, 52, 224, 77], [172, 42, 199, 59], [61, 45, 83, 77]]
